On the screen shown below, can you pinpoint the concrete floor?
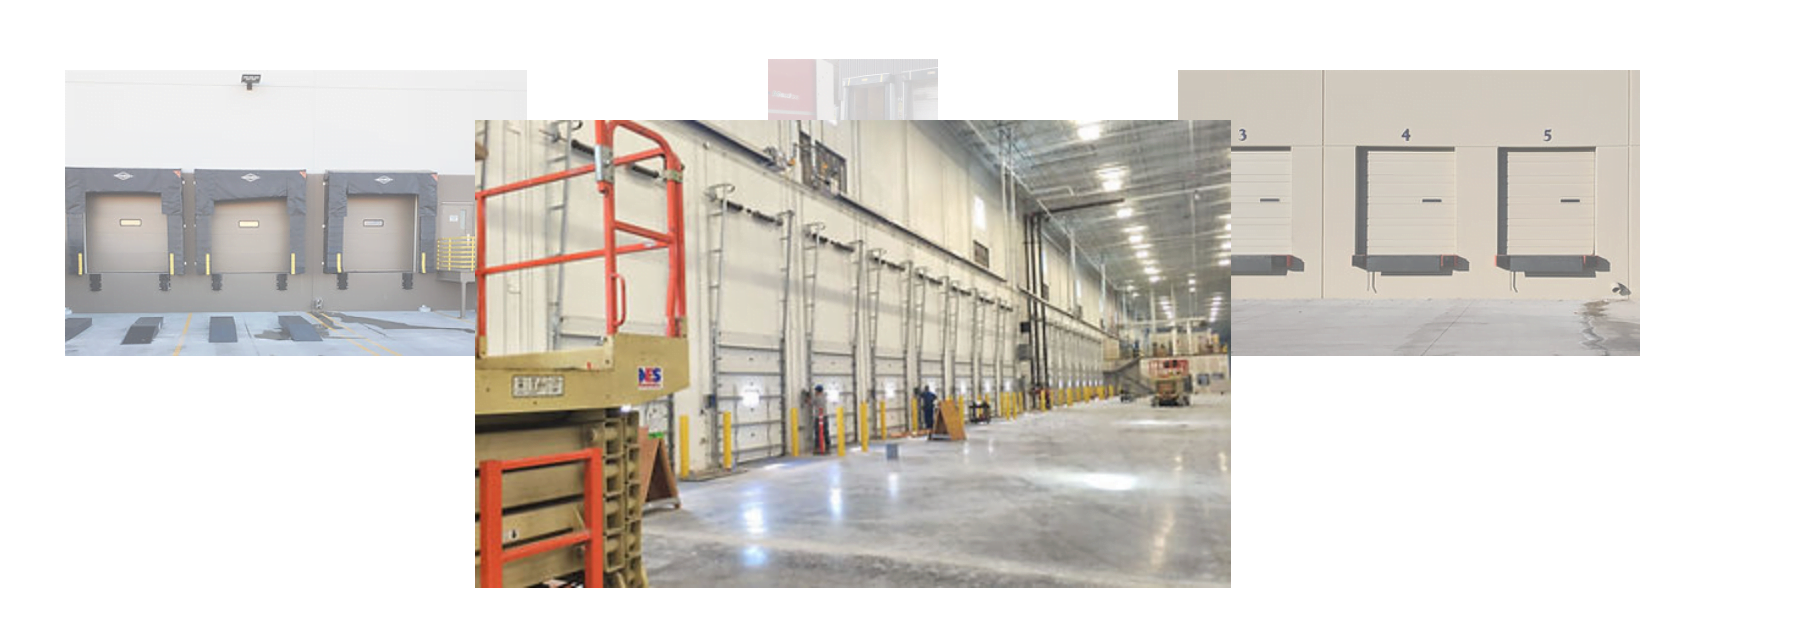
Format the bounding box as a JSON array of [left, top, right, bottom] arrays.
[[643, 395, 1230, 587], [1233, 298, 1640, 356], [63, 310, 475, 356]]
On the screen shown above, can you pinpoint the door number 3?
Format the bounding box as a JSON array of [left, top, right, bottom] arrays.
[[1238, 128, 1247, 141]]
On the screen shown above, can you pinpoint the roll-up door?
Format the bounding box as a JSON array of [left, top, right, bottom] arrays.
[[1505, 150, 1595, 255], [87, 194, 167, 273], [210, 199, 289, 273], [873, 264, 907, 436], [1362, 150, 1456, 255], [1230, 149, 1292, 255], [715, 208, 790, 464], [343, 194, 417, 272]]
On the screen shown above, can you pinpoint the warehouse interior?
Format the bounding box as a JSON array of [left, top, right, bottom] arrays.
[[474, 120, 1231, 587], [63, 71, 526, 355], [1180, 70, 1639, 355]]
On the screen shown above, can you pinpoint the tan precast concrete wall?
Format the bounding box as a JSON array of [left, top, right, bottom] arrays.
[[65, 174, 473, 313], [1180, 71, 1639, 300]]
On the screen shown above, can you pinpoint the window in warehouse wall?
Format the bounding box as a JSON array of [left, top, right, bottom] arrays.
[[973, 241, 990, 269], [973, 196, 986, 230]]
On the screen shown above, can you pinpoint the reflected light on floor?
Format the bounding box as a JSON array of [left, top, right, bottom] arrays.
[[828, 487, 843, 519], [741, 545, 768, 568], [887, 472, 900, 499], [1076, 473, 1139, 492], [741, 505, 766, 536]]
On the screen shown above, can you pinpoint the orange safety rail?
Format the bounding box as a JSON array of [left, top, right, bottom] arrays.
[[474, 120, 686, 356], [477, 448, 607, 588]]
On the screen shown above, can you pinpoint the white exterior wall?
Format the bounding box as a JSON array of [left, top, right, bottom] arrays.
[[1179, 71, 1638, 300], [67, 71, 525, 175]]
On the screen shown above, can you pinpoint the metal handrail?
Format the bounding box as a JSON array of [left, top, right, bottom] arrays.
[[436, 235, 476, 272], [474, 120, 687, 356]]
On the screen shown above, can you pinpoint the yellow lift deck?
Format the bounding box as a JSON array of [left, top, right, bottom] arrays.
[[474, 120, 689, 588]]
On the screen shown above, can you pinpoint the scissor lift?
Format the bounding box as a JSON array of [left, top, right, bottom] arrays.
[[474, 121, 689, 588]]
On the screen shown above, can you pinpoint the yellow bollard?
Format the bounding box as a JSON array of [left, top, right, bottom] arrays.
[[679, 415, 691, 479], [723, 411, 734, 470], [879, 401, 887, 440], [790, 407, 800, 458], [836, 406, 846, 457], [859, 402, 869, 452]]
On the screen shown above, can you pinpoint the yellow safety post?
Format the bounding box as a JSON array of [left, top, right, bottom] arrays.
[[290, 253, 296, 275], [909, 396, 918, 436], [169, 253, 176, 275], [204, 253, 210, 275], [336, 253, 342, 273], [790, 407, 800, 458], [420, 251, 427, 273], [859, 402, 869, 453], [836, 406, 846, 457], [878, 401, 887, 441], [678, 415, 691, 478], [723, 412, 734, 470]]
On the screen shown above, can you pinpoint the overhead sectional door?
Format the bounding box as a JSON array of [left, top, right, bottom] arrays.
[[809, 243, 856, 422], [715, 208, 788, 464], [873, 264, 907, 437], [1505, 150, 1596, 255], [211, 199, 289, 273], [1230, 149, 1293, 256], [343, 194, 416, 272], [87, 194, 167, 273], [1363, 150, 1456, 255], [918, 277, 943, 396]]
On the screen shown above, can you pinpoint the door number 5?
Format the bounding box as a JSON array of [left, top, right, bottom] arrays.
[[1544, 129, 1552, 142]]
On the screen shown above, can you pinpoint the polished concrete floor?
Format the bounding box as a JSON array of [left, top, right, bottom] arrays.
[[643, 395, 1230, 587], [1233, 298, 1640, 356], [63, 310, 475, 356]]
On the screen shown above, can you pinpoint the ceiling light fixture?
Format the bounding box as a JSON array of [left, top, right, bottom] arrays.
[[1135, 250, 1149, 258], [1102, 179, 1122, 192], [1116, 207, 1132, 219], [1128, 234, 1143, 243], [1077, 124, 1101, 141]]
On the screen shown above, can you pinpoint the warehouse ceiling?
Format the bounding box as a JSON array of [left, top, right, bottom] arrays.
[[949, 120, 1231, 326]]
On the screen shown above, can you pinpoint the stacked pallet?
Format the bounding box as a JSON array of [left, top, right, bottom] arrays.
[[474, 409, 645, 587]]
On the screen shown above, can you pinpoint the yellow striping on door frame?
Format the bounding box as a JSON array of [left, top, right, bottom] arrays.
[[171, 313, 192, 356]]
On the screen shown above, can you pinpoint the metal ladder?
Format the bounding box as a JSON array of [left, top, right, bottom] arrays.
[[864, 247, 884, 438], [706, 183, 736, 469], [545, 120, 577, 350]]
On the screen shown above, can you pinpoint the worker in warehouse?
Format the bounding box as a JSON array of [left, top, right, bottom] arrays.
[[806, 385, 830, 454], [916, 384, 938, 435]]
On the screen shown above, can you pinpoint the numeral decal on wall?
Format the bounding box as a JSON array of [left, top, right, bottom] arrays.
[[1401, 129, 1411, 141], [1544, 129, 1553, 142], [1238, 128, 1247, 141]]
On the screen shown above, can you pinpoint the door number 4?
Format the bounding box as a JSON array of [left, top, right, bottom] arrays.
[[1401, 128, 1410, 141]]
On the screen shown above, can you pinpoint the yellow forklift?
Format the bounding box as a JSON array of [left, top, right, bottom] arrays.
[[474, 121, 688, 588]]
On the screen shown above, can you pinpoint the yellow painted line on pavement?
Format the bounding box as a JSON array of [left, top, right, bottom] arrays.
[[171, 313, 192, 356]]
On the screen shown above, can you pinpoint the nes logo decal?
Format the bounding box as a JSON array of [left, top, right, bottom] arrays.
[[241, 174, 260, 182], [637, 366, 664, 390], [374, 176, 394, 184], [113, 172, 133, 180]]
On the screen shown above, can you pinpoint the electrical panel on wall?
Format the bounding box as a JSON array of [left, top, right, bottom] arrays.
[[798, 131, 847, 194]]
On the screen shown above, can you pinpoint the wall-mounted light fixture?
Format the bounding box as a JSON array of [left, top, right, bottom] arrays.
[[241, 74, 261, 91]]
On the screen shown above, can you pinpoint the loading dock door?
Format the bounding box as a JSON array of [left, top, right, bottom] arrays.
[[86, 194, 167, 273], [1363, 150, 1457, 255], [343, 195, 417, 272], [1230, 150, 1293, 255], [210, 198, 289, 273], [1504, 150, 1595, 255]]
